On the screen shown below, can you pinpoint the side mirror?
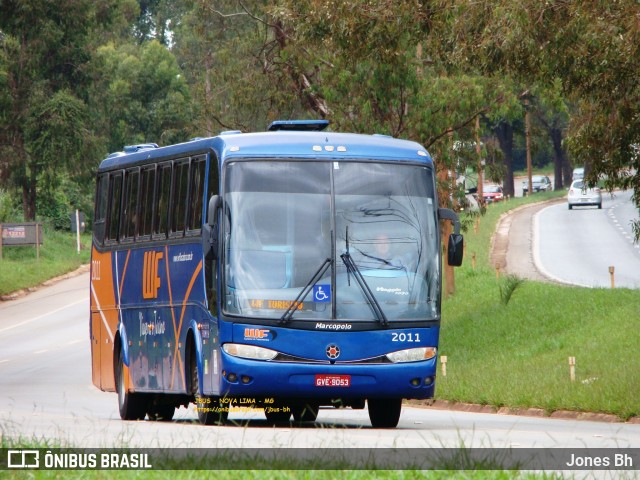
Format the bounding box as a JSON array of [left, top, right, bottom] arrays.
[[447, 233, 464, 267], [204, 195, 221, 259], [207, 195, 221, 227]]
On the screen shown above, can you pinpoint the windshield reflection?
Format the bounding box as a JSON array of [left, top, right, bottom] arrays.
[[222, 161, 439, 322]]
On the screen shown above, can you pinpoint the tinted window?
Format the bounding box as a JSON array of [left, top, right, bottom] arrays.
[[94, 174, 108, 245], [154, 163, 171, 238], [139, 167, 155, 238], [107, 172, 123, 242], [122, 169, 139, 240], [171, 160, 189, 235], [187, 157, 206, 232]]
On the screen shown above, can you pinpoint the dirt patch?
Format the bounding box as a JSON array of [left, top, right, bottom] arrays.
[[490, 198, 565, 282]]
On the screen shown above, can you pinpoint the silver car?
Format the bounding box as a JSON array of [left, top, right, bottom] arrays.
[[522, 175, 552, 194], [567, 180, 602, 210]]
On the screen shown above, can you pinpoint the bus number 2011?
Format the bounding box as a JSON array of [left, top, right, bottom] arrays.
[[391, 333, 420, 342]]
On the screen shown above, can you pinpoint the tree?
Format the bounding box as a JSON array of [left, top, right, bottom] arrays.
[[432, 0, 640, 237], [531, 81, 572, 189], [172, 0, 308, 134], [88, 40, 192, 152], [0, 0, 136, 221]]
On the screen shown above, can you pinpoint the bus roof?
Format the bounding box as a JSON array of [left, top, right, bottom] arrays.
[[97, 129, 433, 172]]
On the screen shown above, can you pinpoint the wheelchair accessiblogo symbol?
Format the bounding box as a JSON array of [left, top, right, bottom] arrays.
[[313, 284, 331, 302], [143, 251, 164, 299]]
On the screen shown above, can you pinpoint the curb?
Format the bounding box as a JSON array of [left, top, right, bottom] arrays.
[[405, 399, 638, 424], [489, 197, 565, 280]]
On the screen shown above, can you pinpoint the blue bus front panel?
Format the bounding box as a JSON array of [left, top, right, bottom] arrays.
[[207, 323, 440, 400]]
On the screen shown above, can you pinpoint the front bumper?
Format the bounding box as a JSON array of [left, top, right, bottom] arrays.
[[213, 352, 437, 401]]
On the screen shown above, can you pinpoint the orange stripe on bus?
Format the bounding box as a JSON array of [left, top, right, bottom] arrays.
[[118, 249, 131, 300], [170, 260, 202, 390]]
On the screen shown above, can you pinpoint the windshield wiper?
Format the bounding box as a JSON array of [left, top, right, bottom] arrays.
[[340, 227, 388, 326], [280, 257, 332, 324]]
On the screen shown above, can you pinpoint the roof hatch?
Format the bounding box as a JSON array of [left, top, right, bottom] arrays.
[[267, 120, 329, 132]]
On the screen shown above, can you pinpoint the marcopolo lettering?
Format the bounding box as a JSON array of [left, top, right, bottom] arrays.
[[315, 322, 352, 330]]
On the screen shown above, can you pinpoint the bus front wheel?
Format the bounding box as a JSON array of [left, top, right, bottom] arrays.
[[190, 349, 227, 425], [292, 402, 319, 422], [367, 398, 402, 428], [115, 350, 147, 421]]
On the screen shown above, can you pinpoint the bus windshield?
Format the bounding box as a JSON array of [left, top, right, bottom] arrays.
[[223, 160, 440, 323]]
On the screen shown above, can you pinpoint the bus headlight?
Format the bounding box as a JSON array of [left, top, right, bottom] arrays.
[[223, 343, 278, 361], [386, 347, 437, 363]]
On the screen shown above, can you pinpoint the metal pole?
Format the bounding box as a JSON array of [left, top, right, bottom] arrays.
[[36, 222, 40, 260], [76, 209, 81, 254]]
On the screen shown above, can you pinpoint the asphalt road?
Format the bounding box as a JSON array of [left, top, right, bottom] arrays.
[[497, 189, 640, 288], [536, 189, 640, 288], [1, 272, 639, 458]]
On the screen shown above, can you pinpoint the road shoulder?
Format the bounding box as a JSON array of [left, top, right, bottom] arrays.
[[490, 198, 565, 282]]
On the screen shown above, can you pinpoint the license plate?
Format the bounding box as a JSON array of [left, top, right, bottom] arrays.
[[314, 374, 351, 387]]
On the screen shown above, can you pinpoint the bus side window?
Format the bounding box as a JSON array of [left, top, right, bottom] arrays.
[[187, 157, 206, 233], [94, 174, 108, 245], [122, 168, 139, 241], [138, 166, 155, 239], [107, 172, 123, 243], [153, 163, 171, 239], [170, 159, 189, 237]]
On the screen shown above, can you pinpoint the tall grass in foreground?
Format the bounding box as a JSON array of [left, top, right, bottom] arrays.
[[438, 193, 640, 419], [0, 438, 560, 478], [0, 470, 558, 480], [0, 227, 91, 295]]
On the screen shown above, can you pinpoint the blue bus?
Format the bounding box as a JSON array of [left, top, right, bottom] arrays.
[[90, 120, 463, 428]]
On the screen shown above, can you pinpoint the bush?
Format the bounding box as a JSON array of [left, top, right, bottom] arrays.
[[0, 189, 22, 222], [37, 189, 72, 230]]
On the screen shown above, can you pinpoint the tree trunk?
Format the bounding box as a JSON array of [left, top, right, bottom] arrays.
[[494, 121, 514, 197], [21, 169, 36, 221], [562, 147, 573, 186], [549, 127, 566, 189]]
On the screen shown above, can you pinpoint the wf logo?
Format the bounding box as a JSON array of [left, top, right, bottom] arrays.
[[142, 251, 163, 299]]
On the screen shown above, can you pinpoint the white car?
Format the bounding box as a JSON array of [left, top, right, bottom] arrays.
[[567, 180, 602, 210], [572, 167, 584, 181]]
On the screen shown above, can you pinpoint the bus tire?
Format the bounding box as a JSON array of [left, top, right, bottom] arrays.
[[115, 350, 147, 421], [367, 398, 401, 428], [292, 402, 319, 422], [190, 347, 227, 425]]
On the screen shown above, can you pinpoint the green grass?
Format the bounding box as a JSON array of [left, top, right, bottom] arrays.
[[0, 227, 91, 296], [438, 192, 640, 419], [0, 470, 553, 479], [0, 437, 559, 478]]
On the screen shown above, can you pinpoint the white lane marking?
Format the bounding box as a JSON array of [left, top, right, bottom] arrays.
[[0, 298, 86, 334], [533, 205, 592, 288]]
